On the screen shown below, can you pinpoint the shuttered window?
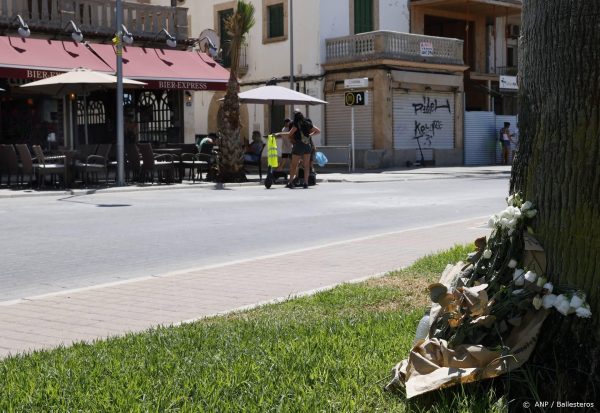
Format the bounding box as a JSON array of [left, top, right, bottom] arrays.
[[354, 0, 373, 34], [268, 4, 284, 38]]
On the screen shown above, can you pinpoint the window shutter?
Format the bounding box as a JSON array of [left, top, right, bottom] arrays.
[[354, 0, 373, 34], [268, 4, 284, 38]]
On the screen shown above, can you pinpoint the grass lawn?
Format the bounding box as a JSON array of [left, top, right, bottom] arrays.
[[0, 245, 506, 412]]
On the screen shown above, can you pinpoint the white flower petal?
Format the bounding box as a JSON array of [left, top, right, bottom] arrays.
[[543, 282, 554, 294], [542, 294, 557, 309], [536, 276, 547, 288], [521, 201, 532, 211], [513, 269, 525, 286], [524, 271, 537, 283], [555, 300, 571, 316], [525, 209, 537, 218], [575, 306, 592, 318], [512, 289, 524, 295], [483, 249, 492, 259], [570, 295, 584, 309], [508, 259, 518, 269]]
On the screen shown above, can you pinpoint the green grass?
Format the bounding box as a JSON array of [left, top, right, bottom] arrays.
[[0, 244, 505, 412]]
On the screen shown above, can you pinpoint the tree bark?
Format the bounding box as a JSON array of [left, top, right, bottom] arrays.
[[510, 0, 600, 399]]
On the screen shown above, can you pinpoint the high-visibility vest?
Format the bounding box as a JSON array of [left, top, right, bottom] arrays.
[[267, 134, 278, 168]]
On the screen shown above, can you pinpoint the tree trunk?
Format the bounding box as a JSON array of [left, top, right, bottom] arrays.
[[217, 73, 246, 182], [510, 0, 600, 400]]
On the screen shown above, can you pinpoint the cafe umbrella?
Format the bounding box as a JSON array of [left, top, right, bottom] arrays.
[[20, 67, 146, 146], [232, 85, 327, 188]]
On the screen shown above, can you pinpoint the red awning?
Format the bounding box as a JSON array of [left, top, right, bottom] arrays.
[[87, 43, 229, 91], [0, 36, 230, 91], [0, 36, 113, 80]]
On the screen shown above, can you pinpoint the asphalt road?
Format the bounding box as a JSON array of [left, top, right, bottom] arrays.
[[0, 176, 509, 302]]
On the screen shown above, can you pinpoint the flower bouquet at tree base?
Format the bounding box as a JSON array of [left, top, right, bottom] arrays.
[[386, 195, 592, 399]]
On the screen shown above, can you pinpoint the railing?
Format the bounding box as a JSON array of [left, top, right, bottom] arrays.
[[0, 0, 188, 41], [493, 66, 518, 76], [326, 31, 464, 66]]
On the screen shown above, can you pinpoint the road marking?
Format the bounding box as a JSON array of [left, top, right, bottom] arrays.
[[0, 215, 488, 306]]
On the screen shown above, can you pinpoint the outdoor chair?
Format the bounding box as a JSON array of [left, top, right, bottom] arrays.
[[31, 145, 66, 188], [76, 144, 98, 162], [0, 144, 20, 187], [138, 143, 175, 184], [76, 154, 109, 186], [14, 144, 36, 187], [180, 153, 211, 182], [243, 143, 265, 182], [125, 144, 142, 182]]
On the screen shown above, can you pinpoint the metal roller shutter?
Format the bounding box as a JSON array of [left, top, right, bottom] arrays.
[[325, 93, 373, 149], [393, 91, 455, 161], [464, 111, 496, 165]]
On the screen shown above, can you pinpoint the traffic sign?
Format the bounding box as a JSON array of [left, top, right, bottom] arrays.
[[345, 91, 365, 106], [344, 77, 369, 89]]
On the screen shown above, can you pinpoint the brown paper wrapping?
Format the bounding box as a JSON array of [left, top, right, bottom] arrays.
[[387, 235, 549, 398]]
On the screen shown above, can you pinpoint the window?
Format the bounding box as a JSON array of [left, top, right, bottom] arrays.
[[268, 4, 284, 38], [77, 100, 106, 125], [262, 0, 288, 44], [354, 0, 373, 33]]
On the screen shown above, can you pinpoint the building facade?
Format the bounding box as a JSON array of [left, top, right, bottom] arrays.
[[151, 0, 520, 167], [0, 0, 228, 149]]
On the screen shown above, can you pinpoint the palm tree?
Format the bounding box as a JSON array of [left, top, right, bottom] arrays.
[[217, 0, 255, 182]]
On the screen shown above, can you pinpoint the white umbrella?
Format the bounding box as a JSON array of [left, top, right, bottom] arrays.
[[236, 85, 327, 105], [20, 67, 146, 95], [20, 68, 146, 146]]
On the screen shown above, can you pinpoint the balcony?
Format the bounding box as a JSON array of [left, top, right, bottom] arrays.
[[0, 0, 188, 42], [325, 31, 464, 67], [409, 0, 521, 17]]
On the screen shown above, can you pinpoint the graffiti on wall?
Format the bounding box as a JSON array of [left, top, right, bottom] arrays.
[[412, 97, 451, 146]]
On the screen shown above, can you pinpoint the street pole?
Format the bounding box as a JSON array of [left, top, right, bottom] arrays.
[[116, 0, 125, 186], [289, 0, 294, 114], [351, 105, 355, 172]]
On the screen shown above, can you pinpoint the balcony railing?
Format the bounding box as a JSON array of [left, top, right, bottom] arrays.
[[0, 0, 188, 41], [326, 31, 464, 66]]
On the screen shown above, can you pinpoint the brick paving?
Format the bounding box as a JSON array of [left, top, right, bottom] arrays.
[[0, 216, 489, 359]]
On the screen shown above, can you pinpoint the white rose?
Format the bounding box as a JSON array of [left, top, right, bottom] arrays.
[[570, 294, 584, 310], [524, 271, 537, 283], [532, 295, 543, 310], [488, 216, 497, 228], [555, 299, 571, 316], [536, 276, 547, 288], [575, 306, 592, 318], [508, 259, 518, 269], [543, 282, 554, 294], [521, 201, 532, 211], [483, 249, 492, 259], [542, 294, 557, 309], [513, 269, 525, 286], [525, 209, 538, 219]]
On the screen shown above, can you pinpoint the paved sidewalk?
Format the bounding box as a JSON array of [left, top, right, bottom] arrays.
[[0, 165, 511, 198], [0, 216, 489, 359]]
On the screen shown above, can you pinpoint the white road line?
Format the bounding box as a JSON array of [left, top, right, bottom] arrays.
[[0, 215, 488, 306]]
